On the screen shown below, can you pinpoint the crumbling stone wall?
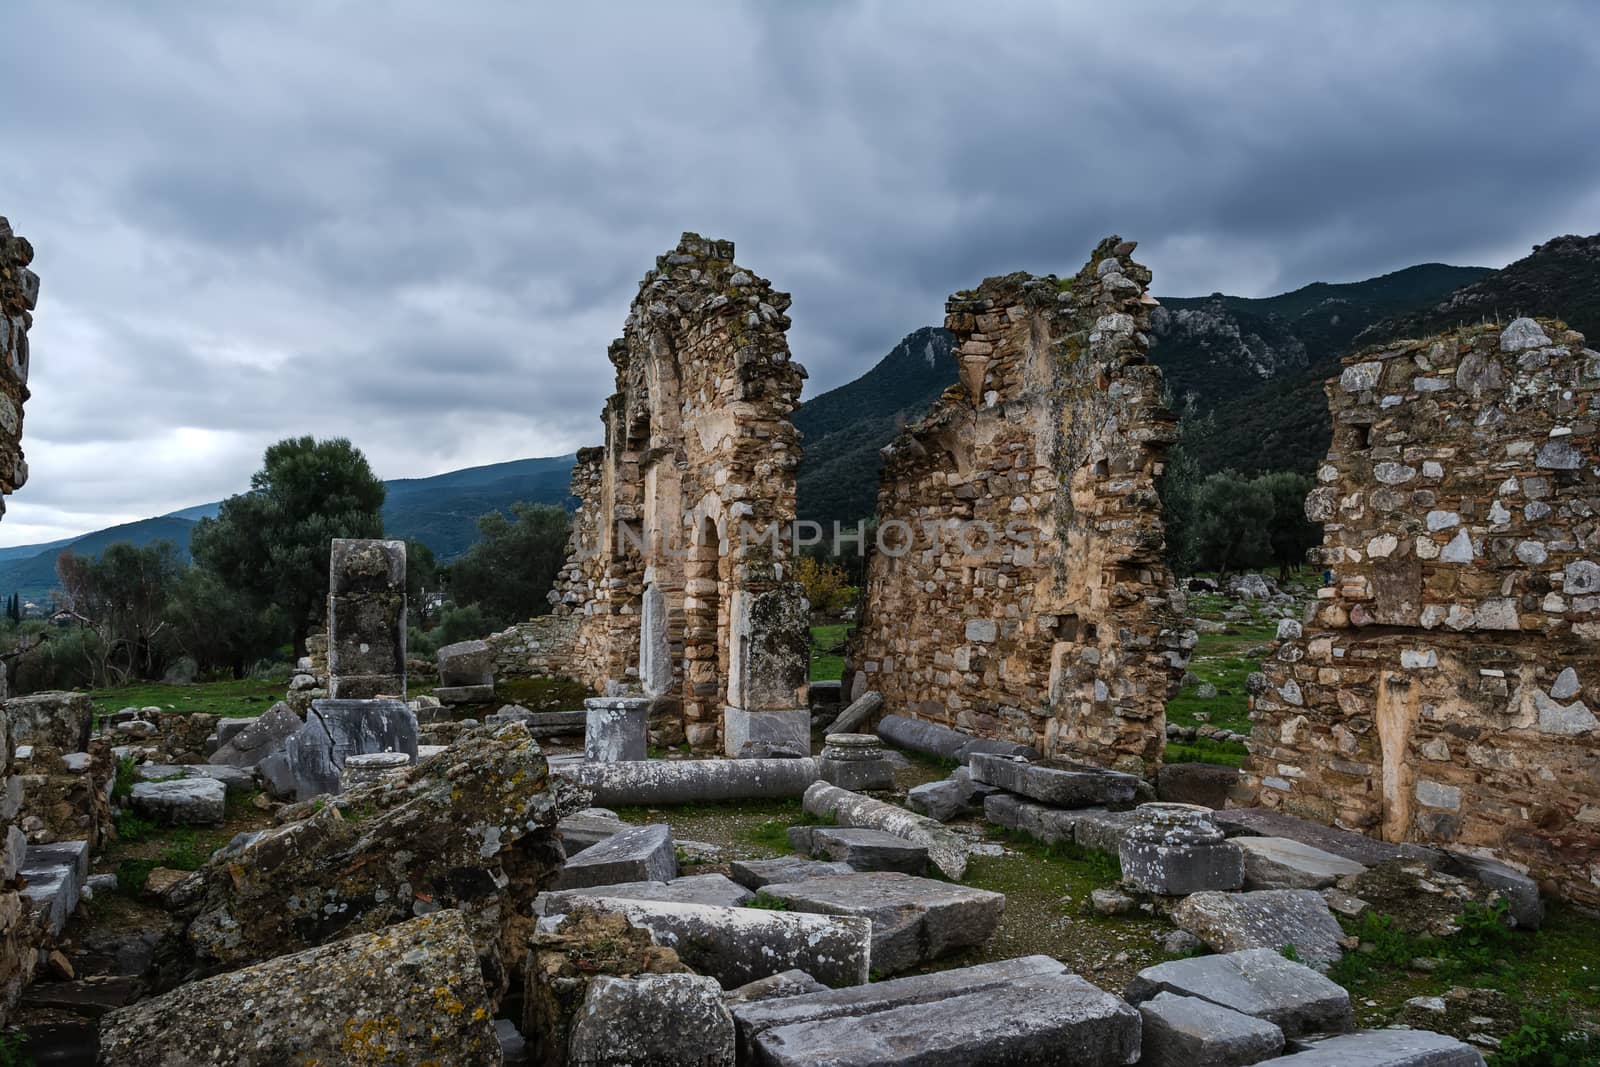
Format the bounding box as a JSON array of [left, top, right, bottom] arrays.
[[0, 216, 38, 1020], [485, 616, 581, 680], [849, 238, 1192, 775], [1247, 318, 1600, 907], [550, 234, 808, 754]]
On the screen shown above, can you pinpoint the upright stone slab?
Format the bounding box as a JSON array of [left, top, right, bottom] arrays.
[[326, 537, 406, 699], [639, 582, 674, 698], [207, 701, 300, 770], [584, 697, 650, 762], [725, 585, 811, 758], [1126, 948, 1353, 1039], [1119, 803, 1245, 895], [555, 823, 676, 889], [280, 697, 418, 800], [436, 639, 493, 687], [969, 752, 1139, 808]]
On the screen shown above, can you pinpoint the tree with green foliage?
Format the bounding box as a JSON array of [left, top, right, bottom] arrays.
[[1188, 472, 1274, 577], [404, 539, 442, 630], [54, 540, 183, 683], [166, 567, 288, 679], [190, 436, 385, 656], [1158, 393, 1213, 576], [1257, 470, 1320, 580], [446, 503, 570, 630]]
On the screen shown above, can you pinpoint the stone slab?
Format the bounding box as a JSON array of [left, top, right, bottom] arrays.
[[729, 856, 854, 891], [524, 709, 589, 737], [804, 781, 969, 879], [1137, 991, 1284, 1067], [134, 763, 256, 797], [969, 753, 1138, 808], [557, 811, 630, 855], [808, 827, 928, 874], [282, 697, 418, 800], [435, 684, 496, 705], [1214, 809, 1444, 869], [1271, 1029, 1486, 1065], [547, 896, 871, 989], [129, 778, 226, 825], [538, 873, 753, 913], [1171, 890, 1345, 971], [584, 697, 650, 763], [759, 871, 1004, 976], [20, 840, 90, 938], [559, 758, 820, 807], [437, 639, 494, 687], [1126, 948, 1353, 1039], [1238, 837, 1368, 890], [555, 823, 676, 889], [753, 971, 1140, 1067], [568, 973, 734, 1067]]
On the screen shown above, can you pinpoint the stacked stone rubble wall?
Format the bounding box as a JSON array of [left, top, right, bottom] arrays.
[[1246, 318, 1600, 907], [849, 237, 1191, 775], [485, 616, 582, 680]]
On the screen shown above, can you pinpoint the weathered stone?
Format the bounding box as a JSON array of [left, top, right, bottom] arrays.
[[722, 969, 827, 1005], [969, 753, 1139, 808], [875, 714, 970, 761], [818, 753, 895, 791], [20, 840, 89, 937], [340, 750, 409, 788], [207, 702, 301, 772], [558, 757, 819, 807], [728, 856, 853, 890], [1270, 1029, 1486, 1065], [1214, 809, 1443, 869], [542, 895, 871, 989], [584, 696, 650, 763], [804, 781, 969, 879], [436, 638, 494, 687], [829, 690, 884, 734], [1237, 837, 1367, 890], [129, 778, 225, 825], [808, 827, 928, 874], [1126, 948, 1353, 1038], [555, 823, 676, 889], [1170, 891, 1346, 971], [557, 810, 630, 855], [278, 697, 418, 800], [1439, 851, 1542, 929], [540, 873, 752, 913], [98, 910, 500, 1066], [1119, 803, 1245, 895], [759, 871, 1003, 975], [326, 538, 406, 699], [567, 973, 734, 1067], [133, 763, 255, 797], [1136, 991, 1285, 1066], [435, 683, 496, 705], [4, 691, 93, 757], [907, 766, 999, 822], [751, 969, 1140, 1067], [180, 722, 569, 974]]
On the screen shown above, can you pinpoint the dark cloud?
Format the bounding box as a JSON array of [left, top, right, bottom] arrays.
[[2, 0, 1596, 544]]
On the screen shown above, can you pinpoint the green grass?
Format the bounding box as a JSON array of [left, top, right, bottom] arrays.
[[492, 675, 590, 711], [745, 892, 792, 911], [90, 677, 287, 720], [1164, 738, 1249, 767], [810, 623, 853, 682]]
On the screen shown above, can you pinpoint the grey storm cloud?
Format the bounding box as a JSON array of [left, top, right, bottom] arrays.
[[2, 0, 1597, 544]]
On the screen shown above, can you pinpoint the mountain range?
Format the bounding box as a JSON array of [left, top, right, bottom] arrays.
[[5, 232, 1594, 602]]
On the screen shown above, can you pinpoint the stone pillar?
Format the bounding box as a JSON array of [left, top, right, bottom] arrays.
[[584, 697, 650, 763], [639, 582, 672, 697], [1118, 803, 1244, 895], [326, 538, 407, 699], [724, 586, 811, 758]]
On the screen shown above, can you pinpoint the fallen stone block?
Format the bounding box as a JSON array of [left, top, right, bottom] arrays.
[[907, 766, 1001, 823], [525, 709, 590, 737], [98, 910, 501, 1066], [803, 781, 969, 879], [829, 690, 884, 734], [133, 764, 256, 797], [731, 955, 1066, 1062], [1120, 803, 1244, 895], [559, 758, 820, 807], [983, 792, 1086, 844], [129, 778, 225, 825], [207, 702, 301, 772], [723, 969, 828, 1005], [181, 722, 569, 972], [21, 840, 90, 938], [729, 856, 853, 890], [1214, 808, 1444, 869], [955, 737, 1041, 763], [1075, 809, 1142, 856], [759, 871, 1003, 976], [1171, 890, 1345, 971], [542, 896, 871, 989], [555, 823, 676, 889], [753, 970, 1140, 1067], [568, 973, 735, 1067], [969, 752, 1139, 808], [1137, 991, 1284, 1066], [585, 697, 650, 762], [875, 714, 970, 761], [1238, 837, 1367, 890], [1126, 948, 1353, 1038], [808, 827, 928, 874], [437, 638, 495, 687], [5, 691, 94, 757], [436, 683, 496, 704], [214, 717, 257, 746], [1438, 851, 1543, 930], [1270, 1028, 1487, 1065], [558, 810, 630, 854], [539, 873, 753, 912], [1156, 762, 1242, 809], [279, 697, 419, 800]]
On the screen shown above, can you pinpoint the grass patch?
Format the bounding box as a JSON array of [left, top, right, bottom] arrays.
[[745, 892, 791, 912], [91, 677, 287, 721], [493, 675, 590, 711], [1164, 738, 1249, 767], [810, 623, 853, 682], [112, 755, 138, 801], [113, 811, 160, 844]]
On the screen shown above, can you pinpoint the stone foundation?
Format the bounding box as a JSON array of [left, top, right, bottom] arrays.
[[849, 238, 1192, 775], [1246, 318, 1600, 908]]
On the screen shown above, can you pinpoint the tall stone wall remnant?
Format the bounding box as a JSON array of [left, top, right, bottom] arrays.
[[326, 538, 407, 699], [550, 234, 809, 755], [1247, 317, 1600, 907], [0, 215, 39, 1021], [849, 237, 1192, 775]]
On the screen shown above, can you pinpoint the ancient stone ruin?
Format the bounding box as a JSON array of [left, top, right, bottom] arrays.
[[848, 238, 1193, 774], [550, 234, 810, 756], [325, 537, 407, 699], [1247, 318, 1600, 907]]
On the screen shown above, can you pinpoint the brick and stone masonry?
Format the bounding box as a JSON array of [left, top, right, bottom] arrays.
[[0, 215, 39, 1019], [326, 538, 407, 699], [848, 237, 1194, 775], [1246, 317, 1600, 908], [549, 235, 809, 754]]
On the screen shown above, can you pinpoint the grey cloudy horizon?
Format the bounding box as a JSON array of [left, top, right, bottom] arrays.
[[3, 1, 1597, 546]]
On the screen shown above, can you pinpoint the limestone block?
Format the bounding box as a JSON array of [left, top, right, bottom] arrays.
[[1237, 836, 1367, 890], [969, 752, 1139, 808], [1270, 1029, 1486, 1065], [540, 873, 752, 912], [728, 856, 853, 890], [1126, 948, 1353, 1038], [584, 697, 650, 762], [808, 827, 928, 875], [567, 973, 735, 1067], [129, 778, 225, 826], [1170, 890, 1346, 971], [555, 823, 676, 889], [1136, 991, 1285, 1067], [1119, 803, 1245, 895], [559, 757, 820, 807], [436, 638, 494, 687]]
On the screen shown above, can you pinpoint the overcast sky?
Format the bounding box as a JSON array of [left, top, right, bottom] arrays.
[[2, 1, 1597, 547]]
